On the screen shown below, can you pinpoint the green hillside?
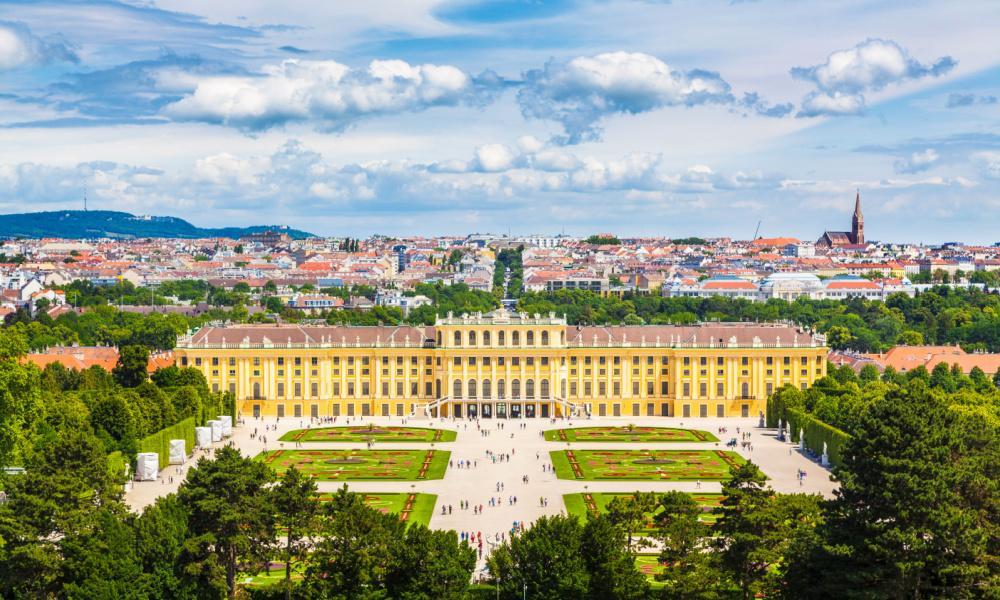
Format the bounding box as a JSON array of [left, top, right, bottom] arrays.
[[0, 210, 315, 240]]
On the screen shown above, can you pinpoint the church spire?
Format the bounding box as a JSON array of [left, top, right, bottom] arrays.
[[851, 189, 864, 244]]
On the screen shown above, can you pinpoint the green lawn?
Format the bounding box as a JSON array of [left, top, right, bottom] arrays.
[[636, 554, 666, 588], [550, 449, 745, 481], [544, 426, 718, 443], [258, 449, 450, 480], [315, 492, 437, 528], [280, 426, 456, 443], [563, 492, 723, 531]]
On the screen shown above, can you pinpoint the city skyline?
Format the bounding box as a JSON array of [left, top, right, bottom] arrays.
[[0, 1, 998, 242]]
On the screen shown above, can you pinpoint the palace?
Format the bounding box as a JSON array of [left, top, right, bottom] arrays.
[[174, 311, 827, 420]]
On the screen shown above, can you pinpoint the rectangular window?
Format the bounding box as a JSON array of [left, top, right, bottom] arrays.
[[277, 404, 285, 417], [717, 404, 725, 417], [362, 382, 370, 396], [717, 382, 724, 397], [294, 382, 302, 397], [278, 382, 285, 397], [699, 383, 707, 397], [396, 381, 404, 396], [333, 382, 340, 395], [382, 382, 389, 396], [311, 382, 318, 397], [632, 381, 640, 395], [683, 383, 690, 397], [661, 381, 668, 395]]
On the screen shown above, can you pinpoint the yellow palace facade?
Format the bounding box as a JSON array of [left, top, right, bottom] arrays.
[[174, 311, 827, 420]]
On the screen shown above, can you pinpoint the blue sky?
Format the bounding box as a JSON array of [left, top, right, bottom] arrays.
[[0, 0, 997, 242]]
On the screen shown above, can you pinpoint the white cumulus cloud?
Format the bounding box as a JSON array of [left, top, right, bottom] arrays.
[[792, 39, 956, 117], [163, 59, 503, 132], [518, 51, 734, 144]]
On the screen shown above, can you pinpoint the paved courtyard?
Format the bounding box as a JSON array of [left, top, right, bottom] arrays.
[[126, 415, 838, 574]]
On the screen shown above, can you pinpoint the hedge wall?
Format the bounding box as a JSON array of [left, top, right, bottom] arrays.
[[107, 451, 126, 481], [786, 408, 851, 468], [137, 416, 197, 469]]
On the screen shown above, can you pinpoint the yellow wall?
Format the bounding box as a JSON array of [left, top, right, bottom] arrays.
[[175, 319, 826, 419]]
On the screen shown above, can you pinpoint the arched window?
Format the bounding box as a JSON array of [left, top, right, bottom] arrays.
[[541, 331, 549, 346], [469, 330, 477, 346], [512, 331, 520, 346], [498, 331, 505, 346], [511, 379, 521, 398], [453, 331, 461, 346], [482, 379, 492, 398], [483, 331, 491, 346], [526, 331, 535, 346], [497, 379, 506, 399], [454, 379, 462, 398], [468, 379, 477, 399], [526, 379, 535, 399], [540, 379, 550, 398], [560, 379, 567, 398], [741, 382, 749, 398]]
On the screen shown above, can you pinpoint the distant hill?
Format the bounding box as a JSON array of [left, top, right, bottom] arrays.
[[0, 210, 315, 240]]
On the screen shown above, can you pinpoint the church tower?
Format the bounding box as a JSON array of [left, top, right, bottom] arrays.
[[851, 190, 864, 244]]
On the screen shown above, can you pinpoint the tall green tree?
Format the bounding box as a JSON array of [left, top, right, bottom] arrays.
[[0, 338, 41, 467], [606, 491, 657, 549], [581, 514, 649, 600], [0, 430, 124, 598], [177, 447, 276, 599], [113, 344, 150, 387], [655, 491, 717, 598], [711, 462, 782, 600], [487, 514, 590, 599], [784, 386, 1000, 598], [271, 466, 318, 600]]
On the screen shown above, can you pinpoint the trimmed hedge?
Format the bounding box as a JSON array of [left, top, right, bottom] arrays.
[[138, 417, 196, 469], [107, 451, 126, 481], [786, 408, 851, 468]]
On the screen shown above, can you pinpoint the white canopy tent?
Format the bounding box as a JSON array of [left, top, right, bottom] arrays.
[[136, 453, 158, 481], [219, 415, 233, 437], [168, 439, 186, 464], [209, 420, 223, 442], [195, 427, 212, 448]]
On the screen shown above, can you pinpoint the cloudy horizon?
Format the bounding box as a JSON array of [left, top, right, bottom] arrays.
[[0, 0, 998, 243]]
